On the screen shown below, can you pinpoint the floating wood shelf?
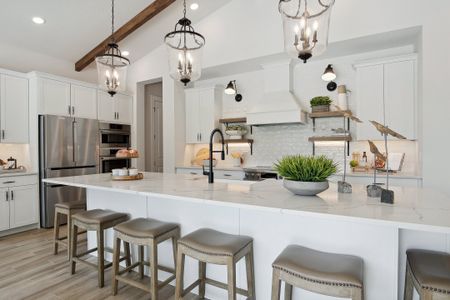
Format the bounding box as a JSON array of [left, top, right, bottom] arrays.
[[308, 135, 352, 142], [309, 110, 351, 118], [219, 117, 247, 124], [224, 139, 254, 155]]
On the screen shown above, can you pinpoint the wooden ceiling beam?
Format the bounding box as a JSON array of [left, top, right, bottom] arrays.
[[75, 0, 175, 72]]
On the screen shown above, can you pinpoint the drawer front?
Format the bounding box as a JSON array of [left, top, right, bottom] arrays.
[[176, 168, 202, 176], [214, 170, 245, 180], [0, 175, 38, 187]]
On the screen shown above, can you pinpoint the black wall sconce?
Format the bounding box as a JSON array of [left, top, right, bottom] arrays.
[[224, 80, 243, 102], [321, 64, 337, 91]]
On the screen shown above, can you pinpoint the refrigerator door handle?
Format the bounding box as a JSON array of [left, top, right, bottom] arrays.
[[72, 120, 76, 163]]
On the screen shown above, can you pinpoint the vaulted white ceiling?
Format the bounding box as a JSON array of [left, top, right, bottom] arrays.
[[0, 0, 230, 81]]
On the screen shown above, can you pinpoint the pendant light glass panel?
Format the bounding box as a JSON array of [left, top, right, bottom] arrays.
[[96, 44, 129, 96], [279, 0, 334, 63]]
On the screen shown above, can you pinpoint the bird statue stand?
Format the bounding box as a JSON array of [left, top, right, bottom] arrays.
[[366, 140, 384, 198]]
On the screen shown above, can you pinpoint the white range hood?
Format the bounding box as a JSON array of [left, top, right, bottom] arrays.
[[246, 61, 307, 126]]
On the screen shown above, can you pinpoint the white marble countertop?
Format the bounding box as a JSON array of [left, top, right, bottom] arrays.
[[176, 165, 244, 171], [43, 172, 450, 233]]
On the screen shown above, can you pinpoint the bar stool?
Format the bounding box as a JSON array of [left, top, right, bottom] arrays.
[[404, 249, 450, 300], [271, 245, 364, 300], [71, 209, 130, 288], [53, 201, 86, 259], [175, 228, 255, 300], [112, 218, 180, 299]]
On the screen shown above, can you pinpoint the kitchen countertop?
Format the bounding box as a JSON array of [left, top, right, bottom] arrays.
[[0, 171, 38, 178], [176, 165, 244, 171], [43, 172, 450, 233]]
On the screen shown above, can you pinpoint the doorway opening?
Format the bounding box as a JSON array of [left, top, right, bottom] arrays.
[[144, 81, 163, 172]]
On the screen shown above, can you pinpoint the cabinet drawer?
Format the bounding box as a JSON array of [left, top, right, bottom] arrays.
[[214, 170, 245, 180], [0, 175, 38, 187], [176, 168, 203, 176]]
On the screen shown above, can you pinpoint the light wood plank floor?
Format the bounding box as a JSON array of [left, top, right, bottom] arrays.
[[0, 228, 199, 300]]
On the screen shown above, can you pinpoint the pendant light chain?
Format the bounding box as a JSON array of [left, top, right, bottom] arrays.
[[111, 0, 115, 43], [183, 0, 187, 19]]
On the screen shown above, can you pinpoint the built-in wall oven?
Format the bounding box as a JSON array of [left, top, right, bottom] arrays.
[[99, 122, 131, 173]]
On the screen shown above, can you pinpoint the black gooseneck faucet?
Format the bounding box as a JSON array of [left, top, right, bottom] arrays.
[[202, 128, 225, 183]]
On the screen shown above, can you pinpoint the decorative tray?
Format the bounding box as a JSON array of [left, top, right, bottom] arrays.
[[111, 173, 144, 181]]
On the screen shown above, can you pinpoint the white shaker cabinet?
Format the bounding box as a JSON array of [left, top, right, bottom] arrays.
[[185, 87, 222, 144], [70, 84, 98, 119], [0, 175, 39, 234], [0, 74, 29, 143], [38, 78, 71, 116], [355, 55, 417, 140], [98, 90, 133, 124]]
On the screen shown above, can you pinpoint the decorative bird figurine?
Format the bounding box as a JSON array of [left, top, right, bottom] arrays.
[[368, 140, 386, 162], [369, 120, 407, 139], [333, 105, 362, 123]]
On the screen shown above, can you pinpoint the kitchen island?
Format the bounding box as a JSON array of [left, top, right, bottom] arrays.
[[44, 173, 450, 300]]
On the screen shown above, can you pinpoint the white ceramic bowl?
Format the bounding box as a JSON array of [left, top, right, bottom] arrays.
[[118, 169, 129, 176], [128, 168, 138, 176], [112, 169, 121, 176]]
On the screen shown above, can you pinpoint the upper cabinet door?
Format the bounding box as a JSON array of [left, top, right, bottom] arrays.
[[97, 90, 116, 123], [384, 60, 416, 140], [9, 185, 38, 229], [185, 90, 200, 143], [39, 78, 71, 117], [71, 84, 97, 119], [0, 74, 29, 143], [0, 188, 9, 231], [356, 64, 385, 140], [116, 93, 133, 124], [198, 88, 217, 143]]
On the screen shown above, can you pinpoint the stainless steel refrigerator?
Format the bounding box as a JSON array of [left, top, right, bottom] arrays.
[[39, 115, 99, 228]]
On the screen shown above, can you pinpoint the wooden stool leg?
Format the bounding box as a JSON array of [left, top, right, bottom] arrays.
[[70, 222, 78, 275], [150, 240, 158, 300], [66, 212, 72, 260], [172, 233, 178, 271], [112, 236, 121, 296], [53, 209, 60, 255], [124, 241, 131, 268], [245, 249, 256, 299], [138, 245, 145, 279], [404, 264, 414, 300], [271, 268, 281, 300], [226, 257, 236, 300], [284, 283, 293, 300], [199, 261, 206, 298], [175, 247, 185, 299], [97, 228, 105, 288]]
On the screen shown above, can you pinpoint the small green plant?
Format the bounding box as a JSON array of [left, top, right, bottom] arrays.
[[310, 96, 332, 107], [274, 155, 338, 182], [350, 160, 359, 168]]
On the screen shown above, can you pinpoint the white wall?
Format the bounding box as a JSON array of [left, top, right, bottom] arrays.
[[127, 0, 450, 195]]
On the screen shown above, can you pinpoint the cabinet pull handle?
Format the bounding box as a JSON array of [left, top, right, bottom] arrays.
[[1, 130, 4, 140], [117, 112, 119, 120], [5, 191, 8, 202], [2, 181, 15, 184], [224, 174, 232, 177], [189, 172, 198, 175], [199, 133, 201, 141], [10, 191, 13, 200], [68, 105, 71, 115], [72, 106, 75, 115]]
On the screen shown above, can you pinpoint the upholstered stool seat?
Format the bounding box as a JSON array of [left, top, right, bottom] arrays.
[[272, 245, 364, 300], [175, 228, 255, 300], [404, 249, 450, 299], [112, 218, 180, 300], [71, 209, 130, 288], [53, 201, 86, 259]]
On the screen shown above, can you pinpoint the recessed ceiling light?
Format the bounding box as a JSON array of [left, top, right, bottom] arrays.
[[32, 17, 46, 25], [190, 3, 199, 10], [122, 51, 130, 57]]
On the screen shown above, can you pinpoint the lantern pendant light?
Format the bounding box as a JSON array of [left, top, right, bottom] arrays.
[[164, 0, 205, 86], [279, 0, 335, 63], [96, 0, 130, 97]]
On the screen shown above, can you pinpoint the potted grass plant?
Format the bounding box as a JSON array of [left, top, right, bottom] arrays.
[[274, 155, 338, 196], [310, 96, 332, 113]]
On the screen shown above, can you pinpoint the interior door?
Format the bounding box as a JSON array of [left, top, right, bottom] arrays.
[[43, 115, 75, 168], [151, 96, 164, 172], [97, 90, 116, 122], [0, 188, 9, 231], [0, 74, 29, 143], [74, 117, 98, 167], [71, 84, 97, 119], [9, 185, 38, 229]]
